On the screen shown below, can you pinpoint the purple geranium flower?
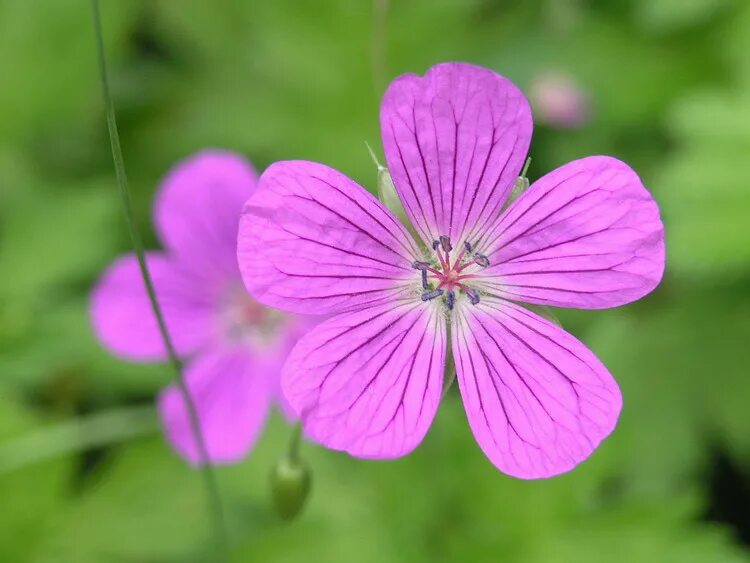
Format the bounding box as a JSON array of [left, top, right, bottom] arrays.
[[91, 151, 307, 465], [237, 63, 665, 479]]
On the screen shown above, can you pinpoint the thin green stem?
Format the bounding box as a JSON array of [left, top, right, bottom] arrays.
[[90, 1, 228, 557], [0, 405, 157, 474], [287, 423, 303, 464]]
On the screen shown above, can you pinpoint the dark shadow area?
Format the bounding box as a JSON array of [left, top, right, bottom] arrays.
[[704, 448, 750, 546]]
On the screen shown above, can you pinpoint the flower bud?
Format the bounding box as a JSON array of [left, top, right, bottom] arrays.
[[502, 158, 532, 212], [365, 142, 415, 235], [530, 70, 591, 129], [377, 167, 410, 224], [270, 455, 311, 521]]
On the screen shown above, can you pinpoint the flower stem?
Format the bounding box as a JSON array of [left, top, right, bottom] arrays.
[[0, 405, 157, 475], [90, 1, 228, 557], [287, 423, 303, 464]]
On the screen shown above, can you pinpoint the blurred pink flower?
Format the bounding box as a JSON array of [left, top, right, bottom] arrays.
[[91, 151, 307, 465], [238, 63, 665, 479], [530, 70, 591, 128]]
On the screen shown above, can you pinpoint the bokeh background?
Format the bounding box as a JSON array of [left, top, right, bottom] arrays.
[[2, 0, 750, 561]]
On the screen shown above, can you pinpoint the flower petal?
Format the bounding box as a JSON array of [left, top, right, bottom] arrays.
[[159, 348, 274, 465], [380, 62, 532, 246], [155, 150, 257, 277], [90, 253, 216, 361], [282, 301, 446, 458], [238, 161, 421, 316], [478, 156, 665, 309], [452, 298, 622, 479]]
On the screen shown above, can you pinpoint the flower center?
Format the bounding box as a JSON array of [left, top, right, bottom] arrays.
[[412, 235, 490, 310], [220, 285, 286, 347]]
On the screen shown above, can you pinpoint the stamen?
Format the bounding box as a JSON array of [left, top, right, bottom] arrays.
[[463, 287, 480, 305], [413, 260, 442, 279], [421, 288, 444, 302], [472, 253, 490, 267], [454, 260, 475, 274], [432, 239, 449, 270], [451, 242, 470, 270], [416, 235, 485, 309]]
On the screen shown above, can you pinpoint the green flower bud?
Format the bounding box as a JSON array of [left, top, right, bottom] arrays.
[[376, 167, 406, 219], [270, 455, 311, 521], [502, 157, 533, 212], [365, 142, 417, 238]]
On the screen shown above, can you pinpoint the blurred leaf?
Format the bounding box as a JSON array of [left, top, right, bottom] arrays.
[[36, 438, 214, 563], [0, 0, 141, 145], [526, 500, 749, 563], [0, 180, 119, 300], [635, 0, 731, 33], [657, 90, 750, 276], [653, 2, 750, 276], [586, 286, 750, 496], [0, 293, 169, 398], [0, 394, 73, 563]]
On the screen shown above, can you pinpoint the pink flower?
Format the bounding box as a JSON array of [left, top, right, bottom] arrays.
[[530, 70, 591, 129], [91, 151, 307, 465], [238, 63, 665, 479]]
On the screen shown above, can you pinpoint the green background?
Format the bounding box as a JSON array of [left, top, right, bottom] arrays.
[[2, 0, 750, 561]]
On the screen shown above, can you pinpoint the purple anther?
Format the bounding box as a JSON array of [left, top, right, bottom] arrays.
[[439, 235, 453, 253], [473, 253, 490, 267], [446, 290, 455, 310], [464, 241, 473, 252], [420, 268, 428, 289], [432, 240, 441, 250], [412, 261, 430, 270], [463, 287, 481, 305], [421, 288, 444, 302]]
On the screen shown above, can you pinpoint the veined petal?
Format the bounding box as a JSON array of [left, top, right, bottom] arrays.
[[452, 298, 621, 479], [381, 62, 532, 247], [238, 161, 421, 316], [90, 253, 216, 361], [155, 150, 257, 277], [282, 301, 446, 459], [159, 348, 274, 465], [478, 156, 665, 309]]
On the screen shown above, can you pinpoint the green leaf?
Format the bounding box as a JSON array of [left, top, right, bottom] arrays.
[[0, 395, 73, 563], [585, 287, 750, 495], [656, 91, 750, 275]]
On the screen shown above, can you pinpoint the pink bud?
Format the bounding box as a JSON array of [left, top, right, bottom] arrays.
[[530, 71, 591, 129]]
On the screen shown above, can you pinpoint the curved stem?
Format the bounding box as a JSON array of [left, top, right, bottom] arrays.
[[90, 2, 228, 557], [287, 423, 303, 463]]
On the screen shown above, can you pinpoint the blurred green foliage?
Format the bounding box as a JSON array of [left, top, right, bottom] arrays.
[[1, 0, 750, 561]]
